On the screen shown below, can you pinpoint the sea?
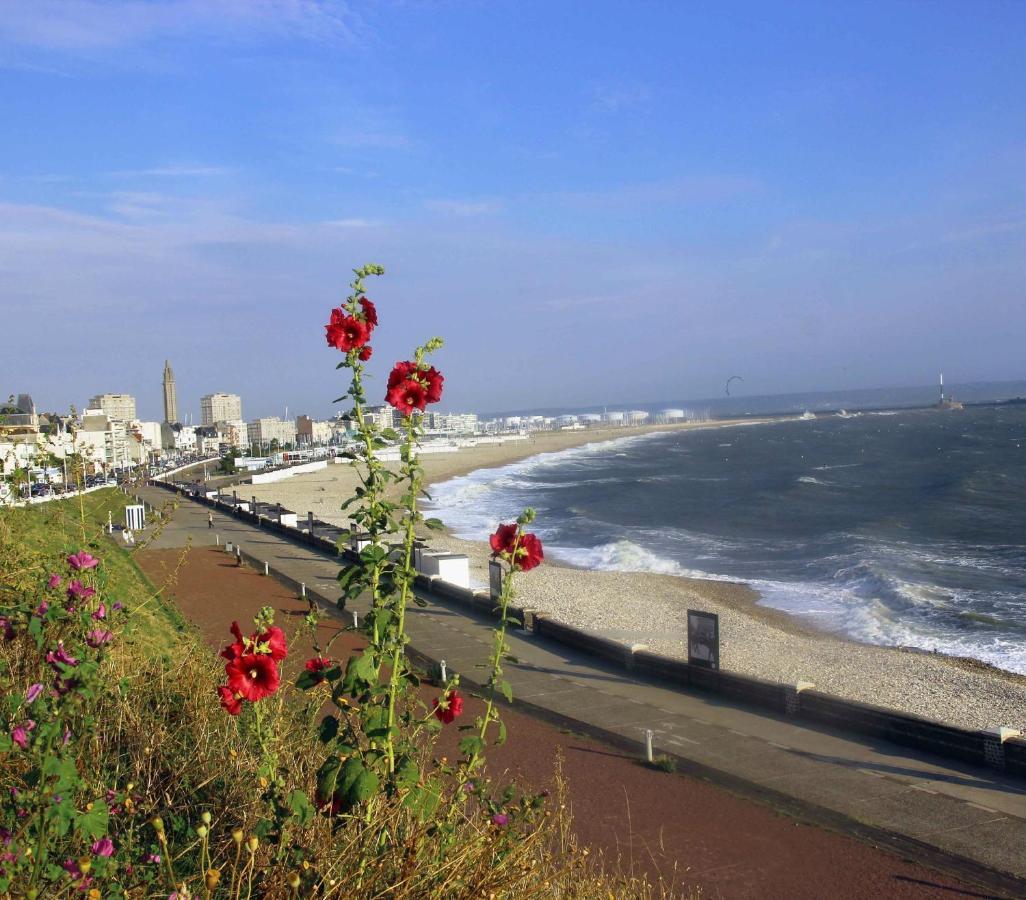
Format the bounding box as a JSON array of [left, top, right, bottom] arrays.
[[427, 396, 1026, 675]]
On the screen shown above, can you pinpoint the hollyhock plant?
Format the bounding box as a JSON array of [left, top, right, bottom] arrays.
[[385, 360, 444, 416], [305, 657, 331, 685], [91, 838, 114, 857], [67, 580, 97, 602], [25, 683, 43, 704], [47, 573, 62, 589], [226, 654, 280, 703], [218, 686, 243, 716], [11, 721, 35, 750], [46, 642, 79, 670], [325, 309, 370, 352], [489, 523, 544, 571], [67, 551, 99, 571], [434, 689, 464, 725], [86, 629, 114, 649]]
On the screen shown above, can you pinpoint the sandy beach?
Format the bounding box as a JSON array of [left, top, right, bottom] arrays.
[[231, 421, 1026, 732]]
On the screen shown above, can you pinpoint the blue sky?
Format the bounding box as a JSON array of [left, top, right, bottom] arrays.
[[1, 0, 1025, 419]]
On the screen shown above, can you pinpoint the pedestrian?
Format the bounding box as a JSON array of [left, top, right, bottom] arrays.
[[207, 511, 213, 529]]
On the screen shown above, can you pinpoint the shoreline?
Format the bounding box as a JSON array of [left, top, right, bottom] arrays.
[[229, 419, 1026, 731]]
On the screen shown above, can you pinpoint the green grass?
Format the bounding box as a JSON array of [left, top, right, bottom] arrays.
[[0, 488, 186, 656]]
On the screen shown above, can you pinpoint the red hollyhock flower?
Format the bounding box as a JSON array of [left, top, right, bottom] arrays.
[[516, 532, 544, 571], [218, 685, 243, 716], [489, 523, 519, 557], [360, 298, 377, 327], [315, 787, 343, 816], [422, 366, 444, 403], [220, 621, 245, 661], [434, 689, 464, 724], [387, 360, 418, 390], [325, 311, 370, 351], [226, 654, 280, 702], [358, 345, 372, 361], [305, 656, 331, 684], [386, 378, 429, 416], [256, 625, 288, 662]]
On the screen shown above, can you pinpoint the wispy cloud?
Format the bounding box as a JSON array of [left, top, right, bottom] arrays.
[[590, 82, 652, 113], [0, 0, 363, 53], [423, 198, 503, 217], [331, 130, 410, 150], [108, 164, 235, 178]]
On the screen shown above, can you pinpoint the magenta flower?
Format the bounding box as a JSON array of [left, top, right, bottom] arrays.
[[91, 603, 106, 620], [87, 629, 113, 648], [91, 838, 114, 857], [46, 641, 79, 669], [11, 721, 35, 750], [491, 813, 509, 827], [33, 601, 48, 618], [145, 853, 161, 864], [67, 580, 97, 602], [47, 573, 61, 589], [112, 602, 123, 611], [0, 617, 13, 641], [67, 551, 99, 571], [25, 683, 43, 704]]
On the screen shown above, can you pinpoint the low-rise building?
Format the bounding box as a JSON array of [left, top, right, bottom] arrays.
[[88, 393, 137, 422], [247, 417, 297, 448]]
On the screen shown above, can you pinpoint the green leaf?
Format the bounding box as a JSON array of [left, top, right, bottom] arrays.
[[295, 670, 320, 691], [459, 735, 485, 757], [395, 756, 420, 791], [423, 518, 445, 531], [496, 719, 508, 746], [499, 680, 514, 704], [403, 780, 441, 820], [318, 715, 339, 744], [76, 800, 109, 841], [287, 790, 316, 827]]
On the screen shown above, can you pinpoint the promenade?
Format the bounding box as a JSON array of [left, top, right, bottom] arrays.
[[139, 485, 1026, 896]]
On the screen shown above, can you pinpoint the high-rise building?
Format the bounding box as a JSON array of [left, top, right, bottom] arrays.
[[246, 417, 297, 448], [88, 393, 137, 422], [162, 360, 178, 424], [200, 392, 242, 425]]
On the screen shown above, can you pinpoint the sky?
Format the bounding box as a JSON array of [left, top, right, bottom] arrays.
[[1, 0, 1025, 420]]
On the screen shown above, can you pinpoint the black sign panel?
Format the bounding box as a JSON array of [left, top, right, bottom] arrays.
[[687, 609, 719, 670]]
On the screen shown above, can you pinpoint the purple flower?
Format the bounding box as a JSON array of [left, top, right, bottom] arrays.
[[33, 601, 48, 618], [11, 721, 34, 750], [491, 813, 509, 827], [67, 580, 96, 602], [47, 573, 62, 589], [62, 727, 71, 745], [86, 629, 113, 649], [0, 617, 13, 641], [112, 602, 123, 612], [91, 838, 114, 857], [67, 551, 99, 571], [63, 858, 82, 877], [25, 683, 43, 704], [47, 642, 79, 669], [146, 853, 161, 864], [91, 603, 106, 621]]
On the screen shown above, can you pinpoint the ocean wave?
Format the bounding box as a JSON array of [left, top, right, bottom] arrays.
[[797, 476, 832, 486]]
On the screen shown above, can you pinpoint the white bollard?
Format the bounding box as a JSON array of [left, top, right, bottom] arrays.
[[351, 610, 359, 629], [440, 659, 447, 683], [300, 582, 306, 598], [215, 534, 220, 547], [263, 561, 269, 576], [644, 729, 654, 763]]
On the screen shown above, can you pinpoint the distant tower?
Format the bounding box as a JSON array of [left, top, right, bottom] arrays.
[[162, 360, 179, 424], [939, 372, 944, 403]]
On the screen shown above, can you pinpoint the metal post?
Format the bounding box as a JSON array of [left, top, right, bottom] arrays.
[[644, 729, 654, 763], [440, 659, 447, 683], [308, 510, 314, 535], [351, 610, 358, 629], [236, 545, 242, 565], [300, 582, 306, 598], [263, 561, 269, 576]]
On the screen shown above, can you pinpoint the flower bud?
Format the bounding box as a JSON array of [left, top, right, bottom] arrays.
[[201, 811, 211, 825], [205, 868, 221, 891], [27, 889, 38, 899], [232, 827, 244, 844], [246, 836, 259, 853], [78, 856, 92, 874], [151, 817, 165, 834], [126, 782, 135, 791], [287, 871, 301, 890], [196, 825, 208, 838]]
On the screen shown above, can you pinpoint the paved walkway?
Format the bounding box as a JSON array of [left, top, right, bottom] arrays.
[[139, 486, 1026, 895]]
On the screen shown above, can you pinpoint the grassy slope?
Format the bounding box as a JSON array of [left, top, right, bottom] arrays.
[[0, 489, 187, 656]]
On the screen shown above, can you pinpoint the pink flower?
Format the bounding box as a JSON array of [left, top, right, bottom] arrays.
[[0, 617, 13, 641], [25, 683, 43, 704], [47, 573, 62, 589], [46, 641, 79, 669], [91, 838, 114, 857], [146, 853, 161, 864], [87, 629, 113, 648], [67, 551, 99, 570], [67, 580, 97, 602], [491, 813, 509, 827], [11, 721, 34, 750], [34, 601, 48, 618], [92, 604, 106, 620]]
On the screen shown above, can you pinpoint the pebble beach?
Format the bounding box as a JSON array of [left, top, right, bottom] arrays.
[[234, 423, 1026, 733]]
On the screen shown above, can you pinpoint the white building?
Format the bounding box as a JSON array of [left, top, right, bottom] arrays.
[[247, 417, 297, 447], [660, 408, 686, 422], [201, 393, 243, 426], [626, 410, 650, 425], [431, 412, 479, 434], [88, 393, 137, 423], [602, 411, 625, 425]]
